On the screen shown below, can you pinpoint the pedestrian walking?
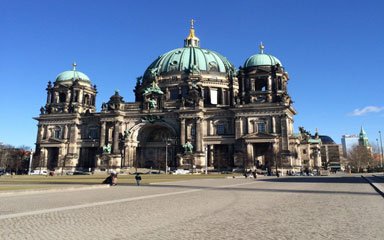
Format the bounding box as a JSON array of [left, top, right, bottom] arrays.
[[135, 173, 142, 186]]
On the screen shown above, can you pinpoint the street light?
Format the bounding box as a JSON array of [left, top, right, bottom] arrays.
[[165, 139, 169, 174], [164, 138, 172, 175], [205, 145, 208, 174], [28, 149, 33, 175], [379, 131, 383, 168]]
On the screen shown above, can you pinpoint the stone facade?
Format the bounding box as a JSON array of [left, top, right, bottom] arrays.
[[34, 23, 322, 173]]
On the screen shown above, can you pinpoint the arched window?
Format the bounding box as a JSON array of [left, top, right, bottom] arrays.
[[216, 124, 225, 135], [59, 93, 66, 103], [170, 88, 179, 100], [84, 94, 90, 105], [257, 122, 266, 133], [54, 126, 61, 139]]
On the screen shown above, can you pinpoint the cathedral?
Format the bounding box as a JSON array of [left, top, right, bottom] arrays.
[[34, 21, 322, 174]]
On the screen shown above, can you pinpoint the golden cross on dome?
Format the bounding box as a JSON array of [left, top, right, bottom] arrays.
[[190, 19, 195, 29]]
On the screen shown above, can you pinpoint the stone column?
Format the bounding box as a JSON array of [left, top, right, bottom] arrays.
[[235, 117, 242, 139], [180, 118, 186, 145], [46, 91, 51, 104], [280, 116, 289, 150], [267, 76, 272, 91], [69, 124, 78, 154], [100, 122, 106, 147], [40, 147, 48, 168], [246, 143, 254, 166], [209, 120, 214, 136], [196, 118, 202, 152], [240, 78, 245, 104], [209, 145, 214, 167], [207, 87, 211, 104], [267, 76, 272, 102], [36, 125, 43, 143], [66, 90, 71, 103], [63, 125, 68, 140], [221, 89, 225, 105], [250, 79, 255, 91], [54, 92, 59, 103], [113, 122, 120, 154], [78, 89, 84, 104], [272, 116, 276, 134], [46, 126, 52, 139]]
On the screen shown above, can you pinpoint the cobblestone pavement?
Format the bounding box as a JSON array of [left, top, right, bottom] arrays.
[[0, 175, 383, 240]]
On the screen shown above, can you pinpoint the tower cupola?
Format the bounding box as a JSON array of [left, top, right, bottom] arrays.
[[184, 19, 200, 47]]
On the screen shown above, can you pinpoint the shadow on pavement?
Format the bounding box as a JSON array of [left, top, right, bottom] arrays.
[[258, 176, 366, 184], [114, 176, 379, 197]]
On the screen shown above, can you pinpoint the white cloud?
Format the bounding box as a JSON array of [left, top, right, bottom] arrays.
[[350, 106, 384, 116]]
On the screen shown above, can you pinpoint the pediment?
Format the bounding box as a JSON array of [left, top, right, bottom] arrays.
[[45, 137, 66, 144], [242, 132, 276, 139]]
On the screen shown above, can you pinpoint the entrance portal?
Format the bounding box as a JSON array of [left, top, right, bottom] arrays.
[[136, 125, 177, 171], [47, 147, 59, 170], [79, 147, 97, 170]]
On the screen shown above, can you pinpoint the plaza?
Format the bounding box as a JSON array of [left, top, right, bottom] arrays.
[[0, 174, 383, 240]]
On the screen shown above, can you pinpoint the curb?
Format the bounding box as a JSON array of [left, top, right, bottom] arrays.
[[0, 184, 110, 197], [372, 174, 384, 179], [361, 175, 384, 198]]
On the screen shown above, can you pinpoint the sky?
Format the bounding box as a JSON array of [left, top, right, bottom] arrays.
[[1, 0, 383, 149]]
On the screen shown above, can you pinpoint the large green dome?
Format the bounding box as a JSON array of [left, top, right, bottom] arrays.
[[144, 21, 235, 77], [144, 47, 235, 76]]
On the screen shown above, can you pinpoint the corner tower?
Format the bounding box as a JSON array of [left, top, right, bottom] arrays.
[[43, 63, 97, 115], [34, 63, 99, 173], [233, 43, 298, 172]]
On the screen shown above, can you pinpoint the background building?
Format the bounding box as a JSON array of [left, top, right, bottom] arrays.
[[341, 134, 359, 157]]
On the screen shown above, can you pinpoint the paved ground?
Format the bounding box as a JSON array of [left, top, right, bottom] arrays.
[[0, 175, 383, 240]]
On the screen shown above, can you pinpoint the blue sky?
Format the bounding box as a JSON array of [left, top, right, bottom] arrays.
[[1, 0, 383, 149]]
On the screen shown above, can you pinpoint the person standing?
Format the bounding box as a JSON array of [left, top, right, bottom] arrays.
[[135, 173, 142, 186], [111, 172, 118, 186]]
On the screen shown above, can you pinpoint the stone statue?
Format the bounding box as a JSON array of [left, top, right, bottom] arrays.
[[101, 102, 107, 111], [149, 68, 158, 78], [103, 144, 112, 154], [136, 76, 142, 85], [123, 129, 131, 139], [143, 81, 164, 96], [40, 107, 45, 114], [148, 98, 157, 109], [191, 64, 200, 75], [182, 141, 193, 154]]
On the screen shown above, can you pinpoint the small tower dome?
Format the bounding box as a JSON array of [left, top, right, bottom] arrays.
[[55, 62, 91, 86], [244, 43, 282, 68], [42, 63, 97, 114]]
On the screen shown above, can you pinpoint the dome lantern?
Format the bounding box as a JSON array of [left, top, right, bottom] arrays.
[[184, 19, 200, 47]]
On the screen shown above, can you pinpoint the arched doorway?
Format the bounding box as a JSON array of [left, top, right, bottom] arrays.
[[47, 147, 59, 170], [136, 124, 178, 171]]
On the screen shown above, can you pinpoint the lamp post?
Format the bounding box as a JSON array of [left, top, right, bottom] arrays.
[[379, 131, 383, 168], [205, 145, 208, 174], [165, 139, 169, 175], [164, 138, 173, 175], [28, 149, 33, 175]]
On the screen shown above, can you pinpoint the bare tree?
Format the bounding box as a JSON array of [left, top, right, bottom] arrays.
[[0, 143, 31, 174], [347, 145, 372, 173]]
